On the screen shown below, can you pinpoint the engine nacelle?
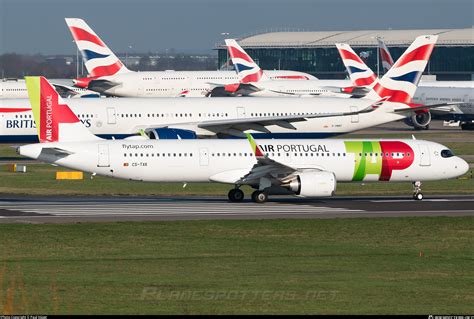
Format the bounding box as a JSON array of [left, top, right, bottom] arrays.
[[286, 171, 336, 197], [404, 111, 432, 129], [146, 128, 197, 139]]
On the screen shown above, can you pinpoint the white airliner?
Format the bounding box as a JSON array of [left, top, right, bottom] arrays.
[[336, 42, 474, 129], [64, 18, 314, 97], [0, 37, 448, 143], [0, 78, 100, 99], [17, 76, 469, 202], [217, 39, 359, 97]]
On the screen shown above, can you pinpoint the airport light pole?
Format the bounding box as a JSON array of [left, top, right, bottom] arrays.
[[126, 45, 132, 69], [74, 40, 79, 79]]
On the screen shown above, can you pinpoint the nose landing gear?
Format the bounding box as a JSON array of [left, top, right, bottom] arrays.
[[412, 181, 423, 200]]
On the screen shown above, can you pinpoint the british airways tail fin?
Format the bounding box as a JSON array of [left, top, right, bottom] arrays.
[[375, 35, 438, 104], [225, 39, 268, 83], [25, 76, 100, 143], [65, 18, 131, 78], [376, 37, 394, 73], [337, 35, 438, 105]]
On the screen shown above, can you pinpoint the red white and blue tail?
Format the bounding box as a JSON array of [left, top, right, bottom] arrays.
[[336, 43, 378, 89], [375, 35, 438, 104], [376, 37, 394, 73], [65, 18, 130, 78], [338, 35, 438, 105], [225, 39, 268, 83]]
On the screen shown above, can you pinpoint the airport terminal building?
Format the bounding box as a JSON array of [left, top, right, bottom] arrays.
[[216, 28, 474, 80]]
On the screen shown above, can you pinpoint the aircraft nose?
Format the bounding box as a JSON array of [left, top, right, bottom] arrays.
[[456, 157, 469, 176]]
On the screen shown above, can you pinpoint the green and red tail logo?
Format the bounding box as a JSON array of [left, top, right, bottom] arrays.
[[246, 133, 265, 158], [345, 141, 414, 181], [25, 77, 80, 143]]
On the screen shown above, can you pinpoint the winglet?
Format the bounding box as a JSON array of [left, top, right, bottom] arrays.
[[245, 133, 265, 158]]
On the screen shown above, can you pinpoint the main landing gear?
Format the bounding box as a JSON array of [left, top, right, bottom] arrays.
[[228, 188, 269, 203], [228, 188, 244, 202], [412, 181, 423, 200], [251, 190, 268, 204]]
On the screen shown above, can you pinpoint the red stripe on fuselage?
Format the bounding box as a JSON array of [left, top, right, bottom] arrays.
[[0, 108, 31, 113]]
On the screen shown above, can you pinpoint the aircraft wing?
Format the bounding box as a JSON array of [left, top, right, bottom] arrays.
[[197, 103, 375, 136], [234, 134, 324, 186], [133, 102, 376, 137], [393, 102, 461, 113]]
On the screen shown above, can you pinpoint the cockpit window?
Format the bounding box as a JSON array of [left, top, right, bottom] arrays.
[[441, 149, 455, 158]]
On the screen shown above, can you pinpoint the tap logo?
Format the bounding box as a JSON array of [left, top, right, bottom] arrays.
[[345, 141, 414, 181]]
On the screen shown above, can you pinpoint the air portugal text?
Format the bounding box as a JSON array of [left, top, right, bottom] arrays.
[[259, 144, 330, 153]]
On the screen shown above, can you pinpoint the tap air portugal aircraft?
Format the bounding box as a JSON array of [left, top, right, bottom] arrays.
[[64, 18, 314, 97], [212, 39, 360, 98], [336, 41, 474, 130], [18, 77, 469, 202], [0, 37, 449, 143]]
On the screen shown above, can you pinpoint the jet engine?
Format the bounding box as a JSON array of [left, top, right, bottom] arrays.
[[404, 111, 432, 130], [146, 128, 197, 139], [284, 171, 336, 197]]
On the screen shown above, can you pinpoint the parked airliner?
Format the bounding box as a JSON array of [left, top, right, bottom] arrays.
[[213, 39, 357, 97], [0, 37, 447, 142], [373, 37, 474, 129], [0, 78, 100, 99], [336, 42, 474, 129], [65, 18, 314, 97], [17, 76, 469, 202]]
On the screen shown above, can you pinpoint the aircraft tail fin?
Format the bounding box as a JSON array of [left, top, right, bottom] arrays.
[[376, 35, 438, 104], [225, 39, 268, 83], [25, 76, 101, 143], [335, 43, 380, 100], [65, 18, 131, 78], [376, 37, 394, 73]]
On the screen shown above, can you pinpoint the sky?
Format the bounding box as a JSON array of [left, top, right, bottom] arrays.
[[0, 0, 472, 55]]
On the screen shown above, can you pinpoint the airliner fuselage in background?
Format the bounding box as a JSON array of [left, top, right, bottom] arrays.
[[0, 96, 401, 142]]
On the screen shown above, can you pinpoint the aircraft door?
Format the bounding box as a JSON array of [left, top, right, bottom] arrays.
[[418, 144, 431, 166], [98, 144, 110, 167], [199, 148, 209, 166], [237, 107, 246, 118], [350, 106, 359, 123], [106, 107, 116, 124]]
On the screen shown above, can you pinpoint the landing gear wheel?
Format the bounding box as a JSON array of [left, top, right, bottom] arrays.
[[414, 193, 423, 201], [412, 181, 423, 201], [251, 191, 268, 204], [228, 188, 244, 202]]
